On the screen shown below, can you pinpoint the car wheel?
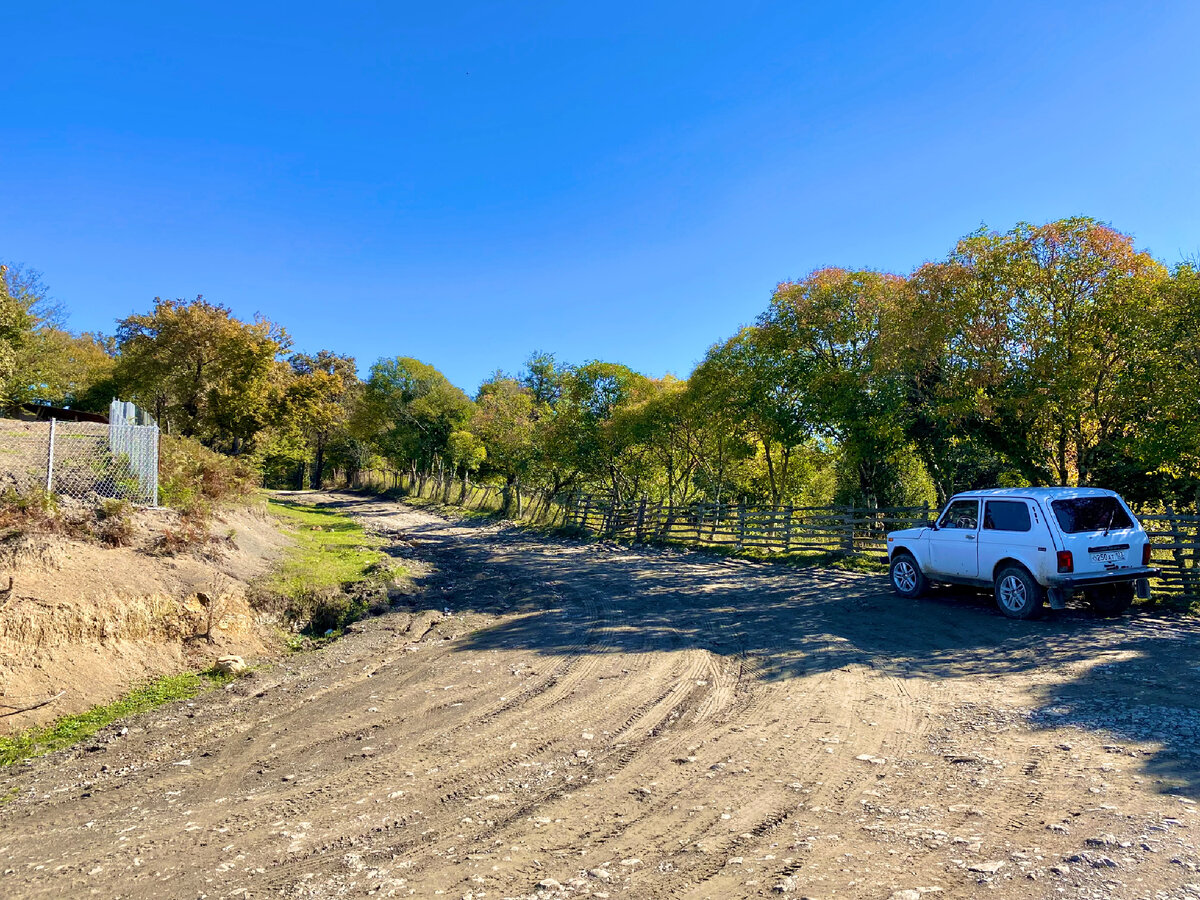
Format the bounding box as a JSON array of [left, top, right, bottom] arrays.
[[1087, 583, 1134, 617], [889, 553, 927, 598], [994, 566, 1043, 619]]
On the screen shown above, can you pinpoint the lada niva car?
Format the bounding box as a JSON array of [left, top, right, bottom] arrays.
[[886, 488, 1158, 619]]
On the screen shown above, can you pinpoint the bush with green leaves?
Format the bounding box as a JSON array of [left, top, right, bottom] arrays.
[[158, 434, 258, 512]]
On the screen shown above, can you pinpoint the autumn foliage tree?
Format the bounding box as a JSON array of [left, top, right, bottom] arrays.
[[114, 297, 290, 451]]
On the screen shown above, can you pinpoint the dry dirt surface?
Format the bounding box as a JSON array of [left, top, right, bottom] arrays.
[[2, 492, 1199, 900]]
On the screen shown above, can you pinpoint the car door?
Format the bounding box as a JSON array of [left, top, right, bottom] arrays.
[[927, 498, 981, 578], [976, 499, 1040, 583]]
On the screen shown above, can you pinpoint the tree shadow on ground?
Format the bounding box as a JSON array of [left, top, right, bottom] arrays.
[[322, 493, 1200, 799]]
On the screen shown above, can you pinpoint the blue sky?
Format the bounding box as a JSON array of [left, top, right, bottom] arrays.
[[3, 1, 1199, 392]]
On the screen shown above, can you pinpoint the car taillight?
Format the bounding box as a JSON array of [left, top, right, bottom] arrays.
[[1142, 543, 1152, 566], [1057, 550, 1074, 573]]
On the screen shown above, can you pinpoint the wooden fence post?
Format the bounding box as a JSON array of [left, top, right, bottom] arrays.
[[580, 494, 593, 535], [737, 500, 746, 550], [783, 504, 793, 552], [635, 494, 648, 543], [840, 507, 855, 555]]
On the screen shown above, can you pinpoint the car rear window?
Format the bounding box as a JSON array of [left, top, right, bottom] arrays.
[[1051, 497, 1133, 534], [984, 500, 1031, 532]]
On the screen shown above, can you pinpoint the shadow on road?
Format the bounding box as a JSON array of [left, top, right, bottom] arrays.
[[327, 493, 1200, 798]]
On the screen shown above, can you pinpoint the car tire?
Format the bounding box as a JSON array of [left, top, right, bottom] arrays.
[[994, 565, 1043, 619], [889, 552, 927, 599], [1087, 583, 1134, 617]]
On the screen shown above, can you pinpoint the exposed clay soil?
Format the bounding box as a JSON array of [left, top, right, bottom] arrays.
[[0, 505, 289, 730], [1, 491, 1198, 900]]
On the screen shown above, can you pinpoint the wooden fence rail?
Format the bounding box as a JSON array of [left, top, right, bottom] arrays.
[[339, 468, 1199, 606]]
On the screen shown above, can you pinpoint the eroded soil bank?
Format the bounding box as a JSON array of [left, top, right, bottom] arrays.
[[1, 492, 1198, 899], [0, 505, 289, 731]]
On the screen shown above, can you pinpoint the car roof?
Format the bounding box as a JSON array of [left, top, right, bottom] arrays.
[[949, 487, 1119, 500]]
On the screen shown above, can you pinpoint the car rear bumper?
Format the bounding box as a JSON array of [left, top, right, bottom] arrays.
[[1048, 566, 1160, 591]]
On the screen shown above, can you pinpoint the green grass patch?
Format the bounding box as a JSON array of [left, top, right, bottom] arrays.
[[265, 497, 388, 597], [0, 669, 235, 767], [261, 496, 401, 635]]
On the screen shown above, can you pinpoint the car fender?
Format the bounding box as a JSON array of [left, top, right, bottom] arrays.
[[888, 529, 931, 571]]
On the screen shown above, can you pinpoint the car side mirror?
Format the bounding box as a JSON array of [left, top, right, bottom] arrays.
[[927, 519, 938, 530]]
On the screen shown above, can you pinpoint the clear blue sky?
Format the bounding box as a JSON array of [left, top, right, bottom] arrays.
[[3, 1, 1199, 392]]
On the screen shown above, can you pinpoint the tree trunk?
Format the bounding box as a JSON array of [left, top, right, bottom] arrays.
[[312, 435, 326, 489]]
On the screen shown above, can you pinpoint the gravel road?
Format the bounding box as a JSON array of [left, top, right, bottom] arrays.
[[2, 492, 1199, 900]]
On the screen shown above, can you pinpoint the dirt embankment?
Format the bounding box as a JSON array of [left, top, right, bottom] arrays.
[[0, 504, 290, 731], [1, 492, 1199, 900]]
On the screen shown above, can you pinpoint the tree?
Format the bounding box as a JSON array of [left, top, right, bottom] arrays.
[[759, 268, 912, 507], [471, 375, 538, 513], [0, 265, 35, 408], [281, 351, 359, 487], [893, 219, 1168, 492], [0, 264, 87, 411], [1088, 261, 1200, 501], [114, 297, 290, 450], [554, 361, 656, 507], [355, 357, 472, 474], [691, 327, 811, 506], [17, 329, 116, 411]]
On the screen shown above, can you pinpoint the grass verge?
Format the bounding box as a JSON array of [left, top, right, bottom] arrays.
[[265, 496, 388, 597], [260, 495, 399, 635], [0, 669, 235, 767]]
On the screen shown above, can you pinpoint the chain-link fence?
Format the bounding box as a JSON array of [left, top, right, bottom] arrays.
[[0, 417, 159, 506]]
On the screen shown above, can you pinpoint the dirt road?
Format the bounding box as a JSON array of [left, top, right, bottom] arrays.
[[2, 493, 1199, 900]]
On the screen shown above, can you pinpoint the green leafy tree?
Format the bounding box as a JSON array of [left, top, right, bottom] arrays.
[[691, 327, 811, 506], [284, 351, 359, 487], [355, 357, 472, 474], [114, 297, 290, 450], [894, 219, 1168, 492], [759, 269, 912, 507], [471, 374, 538, 513]]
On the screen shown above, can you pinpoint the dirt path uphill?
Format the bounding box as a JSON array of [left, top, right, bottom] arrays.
[[2, 492, 1199, 900]]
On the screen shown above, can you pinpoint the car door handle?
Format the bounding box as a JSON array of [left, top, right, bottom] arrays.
[[965, 534, 976, 540]]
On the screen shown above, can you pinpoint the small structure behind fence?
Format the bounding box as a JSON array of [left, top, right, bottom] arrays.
[[0, 401, 159, 506]]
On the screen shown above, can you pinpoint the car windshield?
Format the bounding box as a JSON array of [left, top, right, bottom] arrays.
[[1051, 497, 1133, 534]]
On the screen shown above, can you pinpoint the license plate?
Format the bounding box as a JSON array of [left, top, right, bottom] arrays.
[[1090, 550, 1126, 564]]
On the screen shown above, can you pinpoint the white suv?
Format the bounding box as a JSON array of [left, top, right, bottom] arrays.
[[886, 487, 1158, 619]]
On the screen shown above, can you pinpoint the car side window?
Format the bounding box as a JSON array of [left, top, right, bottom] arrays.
[[983, 500, 1032, 532], [938, 499, 979, 530]]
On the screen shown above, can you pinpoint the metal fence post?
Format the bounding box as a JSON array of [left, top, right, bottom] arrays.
[[149, 425, 159, 506], [46, 418, 56, 493]]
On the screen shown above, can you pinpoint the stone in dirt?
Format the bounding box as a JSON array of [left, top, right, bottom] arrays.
[[966, 860, 1006, 874], [215, 655, 247, 675], [773, 874, 798, 893]]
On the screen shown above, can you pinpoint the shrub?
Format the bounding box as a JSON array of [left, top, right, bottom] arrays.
[[0, 489, 60, 532], [158, 435, 258, 510], [153, 512, 216, 555], [95, 498, 135, 547]]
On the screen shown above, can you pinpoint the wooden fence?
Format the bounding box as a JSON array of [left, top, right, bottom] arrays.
[[561, 493, 930, 557], [340, 468, 1200, 605], [1139, 511, 1200, 603]]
